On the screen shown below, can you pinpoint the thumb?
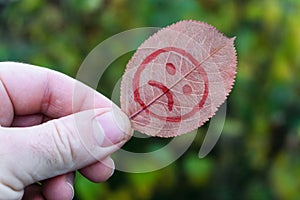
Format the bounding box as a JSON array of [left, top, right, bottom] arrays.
[[0, 107, 132, 196]]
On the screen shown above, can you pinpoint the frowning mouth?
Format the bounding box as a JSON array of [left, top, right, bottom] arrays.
[[148, 80, 174, 111]]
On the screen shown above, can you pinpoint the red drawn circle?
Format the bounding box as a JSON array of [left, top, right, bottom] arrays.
[[132, 47, 209, 122]]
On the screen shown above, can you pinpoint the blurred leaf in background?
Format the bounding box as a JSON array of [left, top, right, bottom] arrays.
[[1, 0, 300, 199]]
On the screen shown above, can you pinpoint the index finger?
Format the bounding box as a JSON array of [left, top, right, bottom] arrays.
[[0, 62, 112, 121]]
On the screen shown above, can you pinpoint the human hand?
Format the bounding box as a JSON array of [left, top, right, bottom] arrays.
[[0, 62, 133, 200]]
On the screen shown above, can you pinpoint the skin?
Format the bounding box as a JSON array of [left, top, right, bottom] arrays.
[[0, 62, 133, 200]]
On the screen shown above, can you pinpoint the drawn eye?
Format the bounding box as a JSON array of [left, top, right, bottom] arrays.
[[182, 84, 192, 95], [166, 62, 176, 75]]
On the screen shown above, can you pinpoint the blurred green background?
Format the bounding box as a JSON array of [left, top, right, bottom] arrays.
[[1, 0, 300, 199]]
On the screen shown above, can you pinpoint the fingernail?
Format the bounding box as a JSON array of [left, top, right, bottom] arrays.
[[102, 157, 115, 178], [66, 173, 75, 200], [95, 108, 133, 147], [66, 182, 75, 200], [109, 159, 115, 178]]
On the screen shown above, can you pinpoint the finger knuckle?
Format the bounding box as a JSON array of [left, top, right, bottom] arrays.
[[0, 181, 23, 200], [50, 120, 78, 170]]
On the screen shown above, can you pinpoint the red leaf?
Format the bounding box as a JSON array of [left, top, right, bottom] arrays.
[[120, 20, 237, 137]]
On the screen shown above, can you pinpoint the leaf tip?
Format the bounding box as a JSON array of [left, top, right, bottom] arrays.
[[230, 36, 237, 42]]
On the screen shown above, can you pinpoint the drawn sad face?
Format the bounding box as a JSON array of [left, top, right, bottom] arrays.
[[132, 47, 209, 123]]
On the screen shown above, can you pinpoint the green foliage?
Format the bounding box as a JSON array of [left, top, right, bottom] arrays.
[[1, 0, 300, 199], [183, 155, 214, 186]]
